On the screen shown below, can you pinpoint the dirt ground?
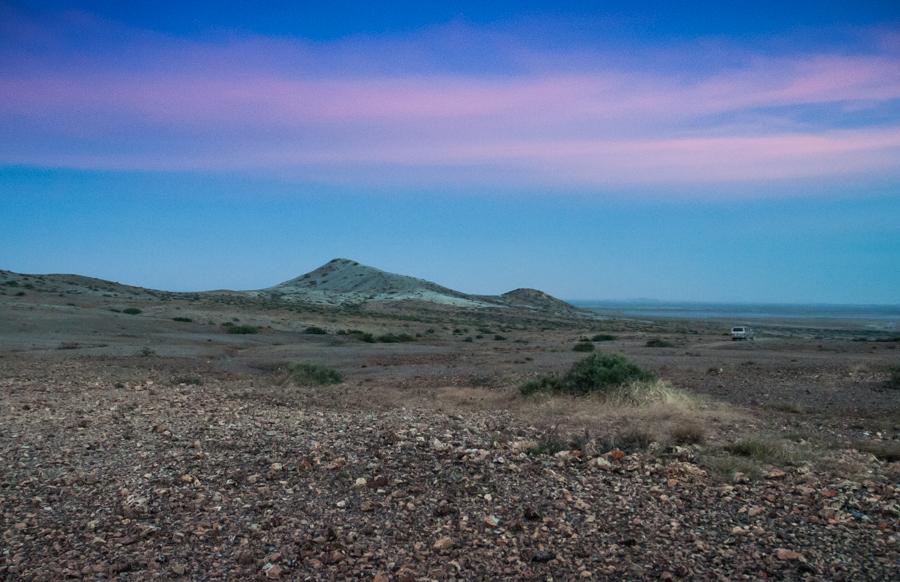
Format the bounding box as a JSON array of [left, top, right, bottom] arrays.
[[1, 279, 897, 580]]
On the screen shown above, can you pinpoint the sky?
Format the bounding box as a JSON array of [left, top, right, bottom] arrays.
[[1, 1, 899, 303]]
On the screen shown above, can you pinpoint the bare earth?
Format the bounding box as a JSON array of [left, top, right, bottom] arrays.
[[0, 273, 897, 580]]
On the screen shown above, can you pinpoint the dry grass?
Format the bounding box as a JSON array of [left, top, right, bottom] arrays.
[[669, 420, 706, 445], [853, 440, 900, 462], [726, 437, 794, 465]]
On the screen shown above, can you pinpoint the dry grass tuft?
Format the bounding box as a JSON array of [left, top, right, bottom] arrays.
[[669, 420, 706, 445]]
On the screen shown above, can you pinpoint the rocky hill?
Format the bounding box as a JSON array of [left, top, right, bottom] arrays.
[[258, 258, 578, 314]]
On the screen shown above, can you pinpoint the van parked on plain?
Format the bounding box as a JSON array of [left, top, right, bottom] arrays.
[[731, 326, 754, 341]]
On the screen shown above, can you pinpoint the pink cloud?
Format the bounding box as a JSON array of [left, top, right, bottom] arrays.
[[2, 12, 900, 194]]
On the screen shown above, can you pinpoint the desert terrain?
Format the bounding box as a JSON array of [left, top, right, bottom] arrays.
[[1, 262, 897, 580]]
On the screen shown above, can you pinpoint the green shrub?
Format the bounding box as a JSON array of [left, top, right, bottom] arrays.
[[520, 353, 654, 396], [572, 341, 595, 352], [172, 316, 192, 323], [645, 338, 674, 348], [122, 307, 142, 315], [287, 362, 342, 386], [304, 326, 328, 335], [563, 353, 655, 394], [376, 333, 415, 343], [591, 334, 616, 342], [226, 325, 259, 334], [493, 334, 507, 341], [886, 367, 900, 390]]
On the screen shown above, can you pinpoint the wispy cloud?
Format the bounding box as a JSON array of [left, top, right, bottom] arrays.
[[2, 6, 899, 195]]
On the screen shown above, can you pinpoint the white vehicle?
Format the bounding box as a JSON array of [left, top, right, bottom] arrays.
[[731, 326, 754, 341]]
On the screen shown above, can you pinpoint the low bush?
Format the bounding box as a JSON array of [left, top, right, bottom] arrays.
[[572, 341, 595, 352], [615, 425, 656, 451], [645, 338, 674, 348], [494, 334, 507, 341], [376, 333, 416, 343], [520, 353, 655, 398], [226, 325, 259, 334], [172, 375, 202, 386], [591, 334, 617, 342], [337, 329, 375, 342], [304, 326, 328, 335], [287, 362, 343, 386], [726, 438, 792, 464], [122, 307, 142, 315], [172, 316, 192, 323], [520, 375, 564, 396], [886, 367, 900, 390], [563, 353, 655, 394]]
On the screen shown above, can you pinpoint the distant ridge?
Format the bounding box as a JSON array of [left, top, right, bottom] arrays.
[[0, 259, 581, 316]]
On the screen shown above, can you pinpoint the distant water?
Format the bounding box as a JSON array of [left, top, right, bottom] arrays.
[[571, 300, 900, 330]]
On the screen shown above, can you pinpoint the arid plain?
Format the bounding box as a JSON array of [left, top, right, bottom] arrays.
[[1, 262, 897, 580]]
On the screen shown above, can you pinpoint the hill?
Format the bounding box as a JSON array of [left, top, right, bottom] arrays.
[[257, 258, 578, 313]]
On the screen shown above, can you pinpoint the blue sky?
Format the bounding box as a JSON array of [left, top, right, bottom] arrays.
[[1, 1, 899, 303]]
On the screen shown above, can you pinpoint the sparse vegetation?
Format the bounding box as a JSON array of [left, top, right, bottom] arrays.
[[853, 440, 900, 462], [172, 375, 203, 386], [226, 324, 259, 334], [645, 338, 674, 348], [726, 437, 793, 465], [886, 367, 900, 389], [286, 362, 343, 386], [572, 341, 595, 352], [669, 421, 706, 445], [520, 375, 564, 396], [337, 329, 376, 342], [122, 307, 142, 315], [615, 425, 656, 452], [376, 333, 416, 343], [703, 454, 763, 481]]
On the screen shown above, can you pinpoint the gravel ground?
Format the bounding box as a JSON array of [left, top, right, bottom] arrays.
[[2, 360, 897, 581]]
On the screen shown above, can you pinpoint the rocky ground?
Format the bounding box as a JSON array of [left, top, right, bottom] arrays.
[[1, 278, 898, 580], [2, 359, 897, 581]]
